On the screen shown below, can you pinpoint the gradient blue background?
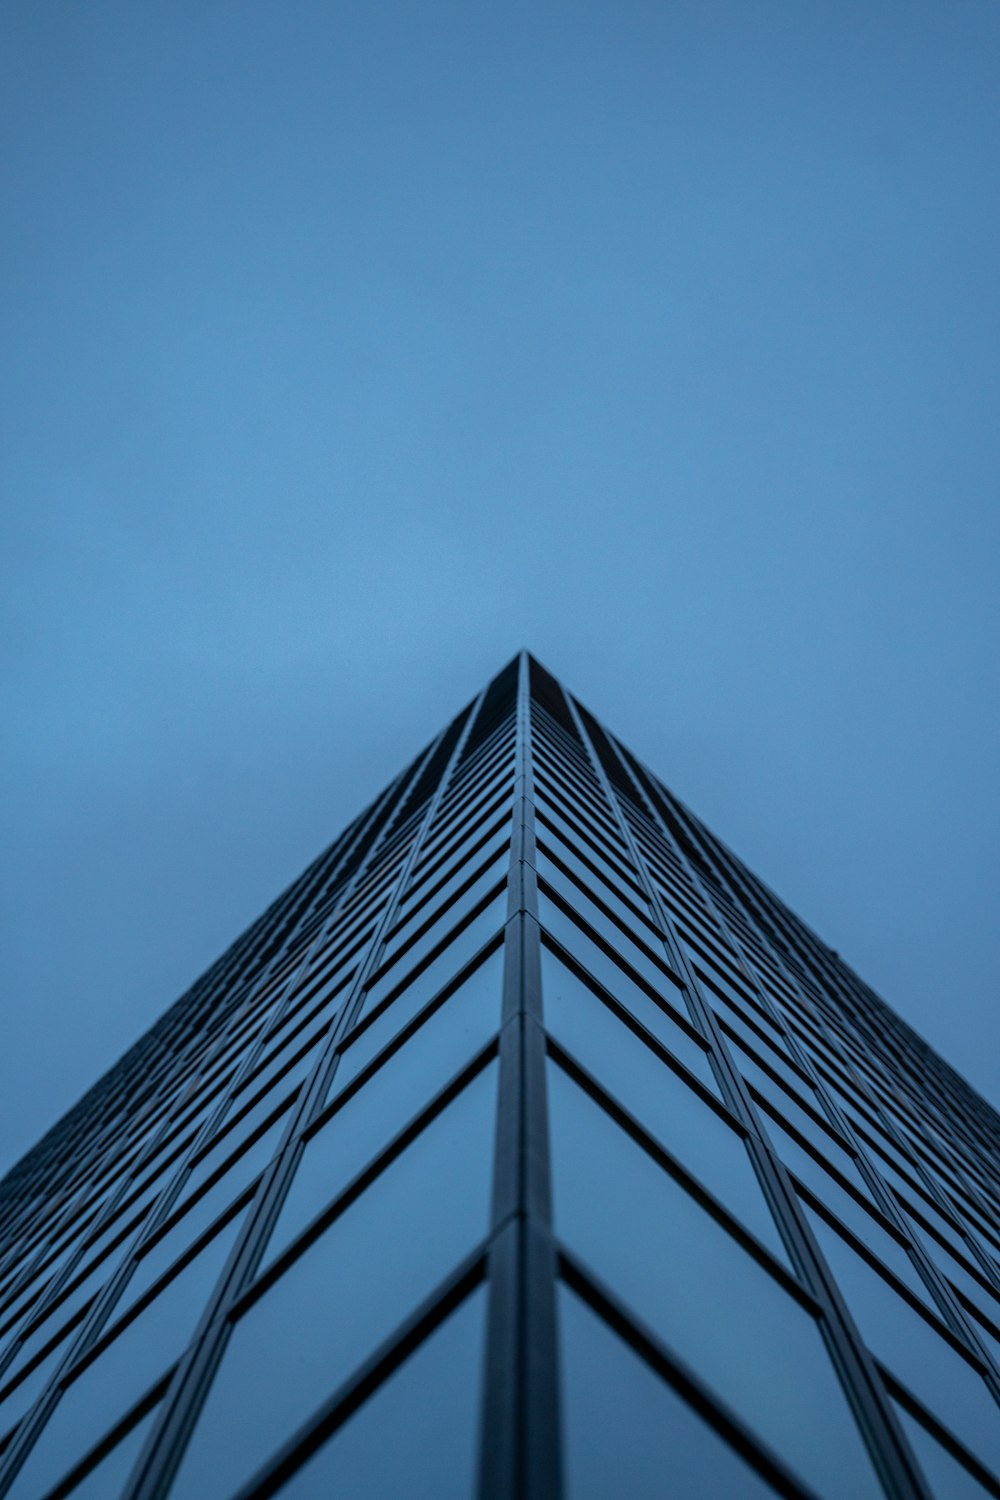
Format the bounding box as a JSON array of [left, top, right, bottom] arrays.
[[2, 1, 998, 1173]]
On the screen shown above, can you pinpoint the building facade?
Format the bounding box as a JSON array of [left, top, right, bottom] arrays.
[[1, 653, 999, 1499]]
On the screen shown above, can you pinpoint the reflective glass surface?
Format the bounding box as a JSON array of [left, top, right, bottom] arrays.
[[5, 665, 1000, 1500], [381, 853, 507, 973], [894, 1400, 997, 1500], [5, 1212, 241, 1500], [541, 952, 784, 1260], [806, 1207, 1000, 1476], [59, 1403, 158, 1500], [274, 1288, 486, 1500], [360, 895, 506, 1022], [539, 881, 672, 1000], [175, 1096, 294, 1211], [0, 1329, 74, 1444], [267, 973, 500, 1262], [540, 904, 688, 1042], [332, 946, 503, 1100], [559, 1284, 777, 1500], [541, 945, 714, 1092], [547, 1063, 884, 1499], [169, 1062, 498, 1500]]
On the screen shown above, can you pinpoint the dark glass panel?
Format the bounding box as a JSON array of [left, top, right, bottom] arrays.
[[558, 1284, 776, 1500], [0, 1328, 74, 1444], [169, 1062, 498, 1500], [533, 797, 636, 890], [541, 952, 785, 1260], [430, 762, 513, 837], [359, 897, 505, 1024], [379, 855, 507, 977], [5, 1212, 241, 1500], [894, 1400, 996, 1500], [747, 1071, 864, 1185], [547, 1063, 883, 1500], [335, 946, 503, 1099], [710, 987, 793, 1059], [267, 973, 500, 1262], [116, 1195, 250, 1324], [541, 946, 714, 1092], [404, 812, 511, 909], [902, 1212, 1000, 1331], [416, 786, 513, 875], [173, 1099, 293, 1216], [396, 822, 510, 929], [536, 851, 659, 952], [725, 1028, 814, 1102], [539, 900, 688, 1036], [2, 1248, 126, 1395], [536, 823, 647, 918], [761, 1120, 927, 1304], [58, 1402, 158, 1500], [231, 1033, 324, 1117], [274, 1288, 486, 1500], [539, 881, 671, 1001], [534, 771, 614, 834], [806, 1208, 1000, 1477]]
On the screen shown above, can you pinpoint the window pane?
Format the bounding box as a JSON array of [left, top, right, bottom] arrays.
[[403, 816, 511, 914], [894, 1400, 997, 1500], [748, 1071, 862, 1183], [727, 1033, 817, 1110], [417, 790, 513, 875], [539, 885, 672, 1002], [547, 1063, 883, 1500], [267, 976, 501, 1262], [5, 1213, 242, 1500], [537, 830, 648, 925], [335, 946, 503, 1099], [803, 1190, 933, 1313], [0, 1328, 74, 1444], [275, 1288, 486, 1500], [540, 906, 689, 1047], [234, 1018, 328, 1106], [559, 1284, 777, 1500], [537, 844, 650, 934], [541, 951, 784, 1261], [2, 1266, 109, 1396], [117, 1196, 250, 1324], [534, 800, 635, 890], [759, 1100, 874, 1202], [805, 1208, 1000, 1477], [711, 989, 793, 1059], [360, 897, 506, 1023], [59, 1403, 159, 1500], [169, 1062, 498, 1500], [175, 1096, 293, 1212], [541, 945, 713, 1092], [382, 853, 507, 973]]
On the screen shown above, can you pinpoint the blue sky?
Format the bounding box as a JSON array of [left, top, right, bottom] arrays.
[[2, 1, 998, 1173]]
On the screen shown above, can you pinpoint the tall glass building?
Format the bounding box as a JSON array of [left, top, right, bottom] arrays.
[[1, 653, 999, 1500]]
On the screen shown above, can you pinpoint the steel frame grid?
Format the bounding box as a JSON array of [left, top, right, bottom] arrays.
[[0, 687, 487, 1499], [637, 757, 1000, 1302], [0, 653, 998, 1500], [568, 690, 1000, 1495]]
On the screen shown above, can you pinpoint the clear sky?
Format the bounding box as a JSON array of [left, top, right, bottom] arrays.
[[2, 1, 998, 1176]]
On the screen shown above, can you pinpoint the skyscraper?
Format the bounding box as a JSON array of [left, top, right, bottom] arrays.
[[1, 652, 998, 1500]]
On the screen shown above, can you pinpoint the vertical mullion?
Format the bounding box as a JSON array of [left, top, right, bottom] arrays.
[[619, 752, 1000, 1398], [567, 702, 928, 1500], [0, 736, 439, 1500], [119, 696, 485, 1500], [627, 750, 1000, 1377], [478, 653, 562, 1500]]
